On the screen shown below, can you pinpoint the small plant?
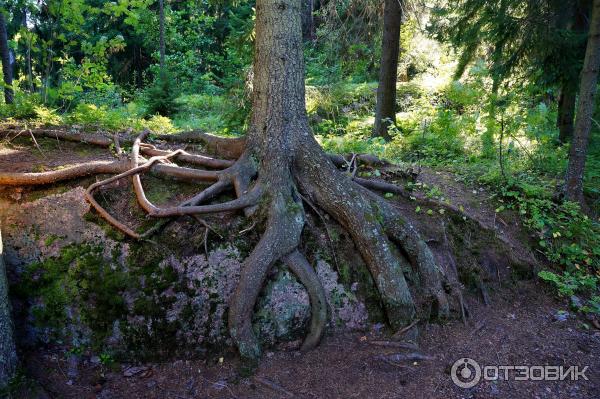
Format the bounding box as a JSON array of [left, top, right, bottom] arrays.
[[99, 353, 114, 366], [144, 71, 179, 117]]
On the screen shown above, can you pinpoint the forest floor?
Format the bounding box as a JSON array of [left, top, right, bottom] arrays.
[[22, 283, 600, 399], [2, 132, 600, 399]]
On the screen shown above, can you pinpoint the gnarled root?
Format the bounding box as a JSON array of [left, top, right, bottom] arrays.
[[3, 126, 466, 362]]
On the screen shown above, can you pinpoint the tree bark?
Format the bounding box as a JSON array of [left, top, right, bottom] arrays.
[[556, 1, 589, 144], [557, 88, 577, 143], [0, 12, 14, 104], [373, 0, 402, 140], [564, 0, 600, 206], [158, 0, 166, 70], [0, 229, 17, 389]]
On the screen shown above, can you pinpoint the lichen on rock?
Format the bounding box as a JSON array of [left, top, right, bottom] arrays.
[[1, 187, 371, 359]]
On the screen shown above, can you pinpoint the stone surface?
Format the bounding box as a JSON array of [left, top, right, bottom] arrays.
[[1, 188, 369, 357]]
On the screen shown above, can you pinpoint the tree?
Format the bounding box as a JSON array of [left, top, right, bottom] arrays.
[[0, 11, 14, 104], [432, 0, 591, 144], [0, 0, 463, 363], [159, 0, 166, 70], [564, 0, 600, 206], [373, 0, 402, 140], [301, 0, 314, 40], [0, 229, 17, 389], [557, 1, 590, 143]]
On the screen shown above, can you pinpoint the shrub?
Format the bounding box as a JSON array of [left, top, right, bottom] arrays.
[[144, 71, 179, 117]]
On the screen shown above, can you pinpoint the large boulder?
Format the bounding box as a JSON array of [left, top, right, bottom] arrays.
[[1, 188, 368, 359]]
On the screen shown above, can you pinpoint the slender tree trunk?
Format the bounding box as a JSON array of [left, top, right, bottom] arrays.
[[564, 0, 600, 206], [556, 1, 589, 143], [373, 0, 402, 140], [22, 11, 34, 93], [301, 0, 314, 40], [557, 88, 577, 143], [159, 0, 166, 71], [0, 12, 14, 104], [0, 229, 17, 389]]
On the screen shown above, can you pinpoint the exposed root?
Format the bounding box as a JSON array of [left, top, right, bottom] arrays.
[[1, 123, 504, 363], [156, 130, 246, 159], [84, 150, 187, 238], [283, 250, 327, 351], [295, 148, 417, 330], [228, 189, 305, 359], [0, 160, 129, 186], [138, 143, 234, 169], [353, 177, 411, 199]]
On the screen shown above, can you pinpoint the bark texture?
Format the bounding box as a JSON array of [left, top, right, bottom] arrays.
[[0, 229, 17, 389], [0, 12, 14, 104], [159, 0, 166, 70], [557, 88, 576, 143], [301, 0, 314, 40], [373, 0, 402, 140], [565, 0, 600, 206]]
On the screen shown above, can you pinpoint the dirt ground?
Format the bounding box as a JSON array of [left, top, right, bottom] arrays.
[[21, 281, 600, 399], [2, 131, 599, 399]]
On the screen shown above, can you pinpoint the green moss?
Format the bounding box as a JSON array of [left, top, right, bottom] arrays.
[[44, 234, 59, 246], [14, 244, 133, 347]]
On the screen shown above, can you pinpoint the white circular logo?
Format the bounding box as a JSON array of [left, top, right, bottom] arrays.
[[451, 358, 482, 388]]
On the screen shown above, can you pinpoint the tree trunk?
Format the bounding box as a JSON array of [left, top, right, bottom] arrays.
[[301, 0, 314, 41], [159, 0, 166, 70], [557, 88, 576, 143], [0, 229, 17, 389], [564, 0, 600, 206], [0, 12, 14, 104], [373, 0, 402, 140], [556, 0, 589, 144], [227, 0, 450, 362]]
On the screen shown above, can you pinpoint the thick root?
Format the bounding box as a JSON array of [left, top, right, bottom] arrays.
[[156, 130, 246, 159], [295, 148, 417, 330], [228, 189, 305, 359], [0, 160, 129, 186], [283, 250, 328, 351]]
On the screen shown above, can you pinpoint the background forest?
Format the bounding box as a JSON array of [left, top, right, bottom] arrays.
[[1, 0, 600, 333]]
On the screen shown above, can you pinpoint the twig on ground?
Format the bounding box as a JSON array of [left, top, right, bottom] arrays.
[[253, 376, 296, 398], [391, 319, 419, 340], [29, 128, 46, 158], [368, 340, 419, 350]]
